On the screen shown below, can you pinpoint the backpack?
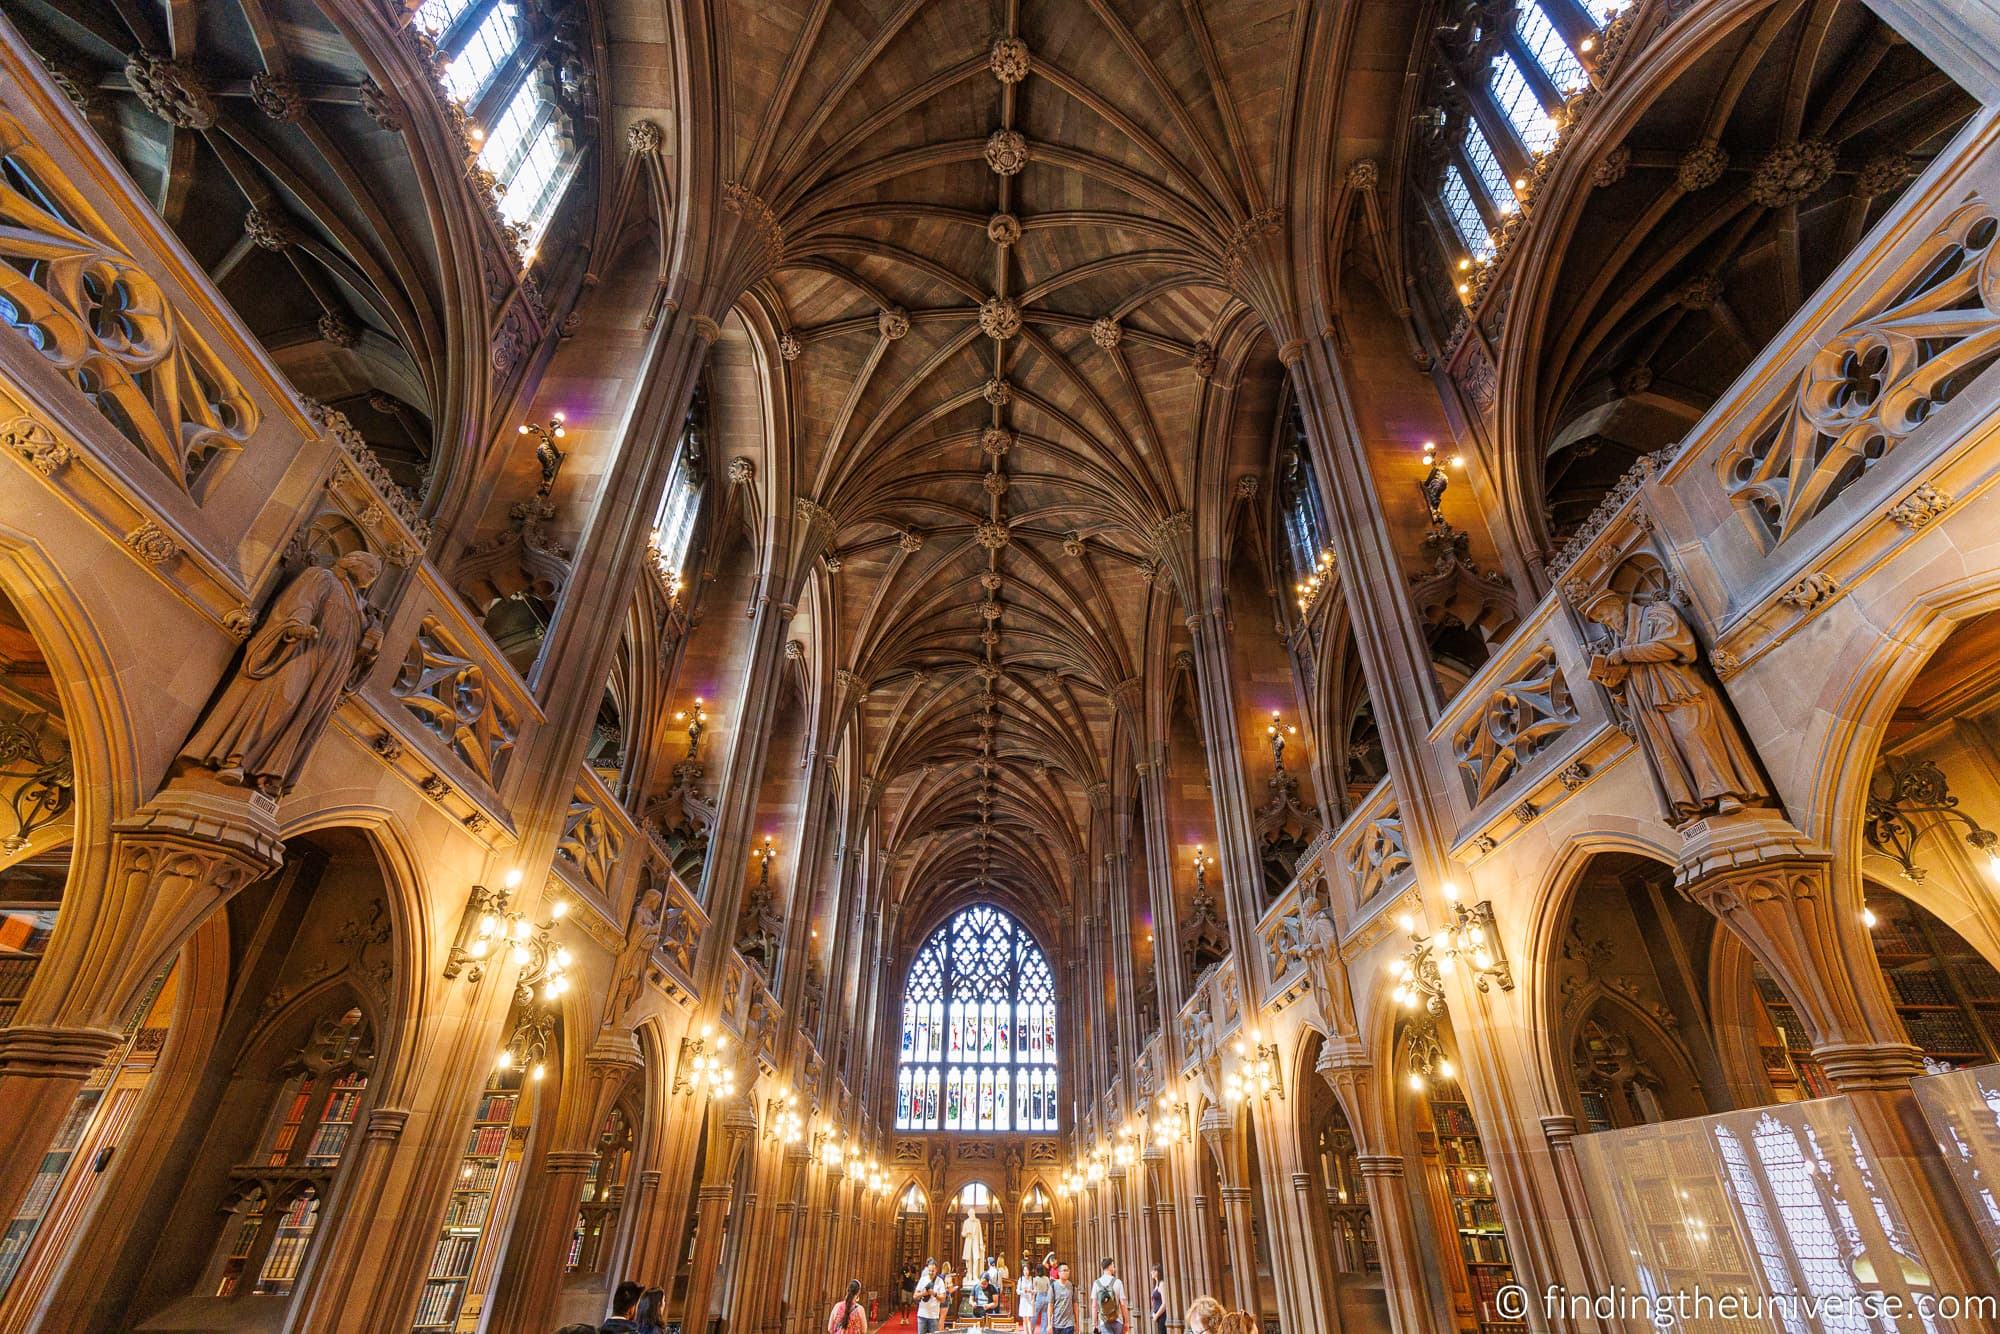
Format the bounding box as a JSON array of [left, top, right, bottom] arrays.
[[1096, 1278, 1121, 1326]]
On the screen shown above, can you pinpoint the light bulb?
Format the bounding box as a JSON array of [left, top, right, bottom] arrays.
[[1397, 913, 1416, 934], [504, 867, 524, 890], [1861, 907, 1878, 928], [556, 947, 573, 968], [1475, 950, 1493, 970], [532, 1062, 546, 1080], [1441, 881, 1461, 903], [1437, 954, 1455, 976], [551, 899, 568, 919], [512, 918, 531, 941], [496, 1049, 514, 1069], [511, 944, 529, 966], [1438, 1059, 1455, 1079], [478, 914, 499, 937], [1407, 1072, 1425, 1091], [469, 938, 489, 959]]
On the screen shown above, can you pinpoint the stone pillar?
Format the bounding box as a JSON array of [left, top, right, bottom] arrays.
[[1676, 820, 1991, 1301], [777, 1145, 815, 1333], [0, 777, 280, 1228], [287, 1106, 411, 1325], [483, 1148, 597, 1331], [1354, 1155, 1433, 1334], [679, 1181, 736, 1332], [1147, 1156, 1189, 1334], [1320, 1049, 1431, 1334]]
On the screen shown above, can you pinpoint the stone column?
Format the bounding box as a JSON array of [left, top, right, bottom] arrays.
[[0, 776, 280, 1228], [483, 1147, 597, 1330], [1354, 1155, 1433, 1334], [776, 1145, 815, 1333], [679, 1181, 736, 1331], [1676, 822, 1992, 1299], [1320, 1050, 1431, 1334], [1146, 1148, 1189, 1334], [287, 1106, 410, 1325]]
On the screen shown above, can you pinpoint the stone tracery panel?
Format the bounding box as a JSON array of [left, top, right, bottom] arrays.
[[1452, 644, 1579, 802], [0, 108, 258, 498], [392, 618, 519, 787], [1722, 200, 2000, 548]]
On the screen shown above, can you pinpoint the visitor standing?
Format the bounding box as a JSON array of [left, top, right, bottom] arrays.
[[1049, 1263, 1076, 1334], [1090, 1259, 1128, 1334], [1148, 1264, 1166, 1334], [599, 1281, 645, 1333], [635, 1286, 668, 1334], [826, 1278, 869, 1334], [915, 1261, 943, 1334]]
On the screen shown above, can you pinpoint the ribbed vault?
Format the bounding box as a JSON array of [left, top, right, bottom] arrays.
[[663, 0, 1359, 937]]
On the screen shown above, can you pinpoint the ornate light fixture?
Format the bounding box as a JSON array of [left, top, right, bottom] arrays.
[[675, 1025, 735, 1099], [1864, 760, 2000, 883], [674, 697, 709, 760], [1295, 548, 1334, 615], [519, 412, 567, 497], [1223, 1027, 1281, 1103], [1266, 710, 1297, 766], [1151, 1088, 1188, 1148], [1388, 882, 1511, 1013], [496, 1005, 556, 1082], [1403, 1014, 1456, 1093], [769, 1087, 804, 1145], [445, 868, 573, 1003], [1419, 440, 1465, 523]]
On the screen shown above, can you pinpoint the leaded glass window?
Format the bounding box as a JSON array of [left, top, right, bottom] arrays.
[[1441, 165, 1493, 259], [896, 906, 1057, 1132], [1516, 3, 1587, 96], [1491, 52, 1558, 154]]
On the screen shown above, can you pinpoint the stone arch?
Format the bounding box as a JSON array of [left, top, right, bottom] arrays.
[[1520, 833, 1695, 1115]]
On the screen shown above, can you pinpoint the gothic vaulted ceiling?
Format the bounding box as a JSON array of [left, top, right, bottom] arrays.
[[607, 0, 1401, 936]]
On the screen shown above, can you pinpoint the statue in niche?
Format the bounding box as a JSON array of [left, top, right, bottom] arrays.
[[180, 551, 384, 796], [604, 879, 664, 1029], [929, 1146, 947, 1197], [1581, 587, 1771, 824], [1003, 1145, 1022, 1198], [960, 1208, 985, 1284]]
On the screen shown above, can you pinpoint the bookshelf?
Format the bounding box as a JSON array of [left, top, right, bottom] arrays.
[[415, 1067, 526, 1331], [255, 1189, 321, 1295], [1426, 1081, 1522, 1334]]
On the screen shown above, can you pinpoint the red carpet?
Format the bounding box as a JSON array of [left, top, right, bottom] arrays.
[[876, 1313, 916, 1334]]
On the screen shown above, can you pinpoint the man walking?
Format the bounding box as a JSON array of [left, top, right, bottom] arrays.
[[1090, 1259, 1128, 1334], [1049, 1262, 1076, 1334]]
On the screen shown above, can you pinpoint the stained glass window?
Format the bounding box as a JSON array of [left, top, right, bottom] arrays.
[[896, 906, 1057, 1132]]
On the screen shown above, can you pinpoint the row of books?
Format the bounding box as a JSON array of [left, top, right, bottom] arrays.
[[413, 1276, 466, 1327]]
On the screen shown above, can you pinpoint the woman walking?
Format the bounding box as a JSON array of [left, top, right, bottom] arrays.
[[826, 1278, 869, 1334]]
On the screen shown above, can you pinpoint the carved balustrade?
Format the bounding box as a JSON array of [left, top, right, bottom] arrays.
[[1328, 778, 1414, 916], [552, 763, 636, 925], [352, 568, 541, 827], [0, 35, 433, 637]]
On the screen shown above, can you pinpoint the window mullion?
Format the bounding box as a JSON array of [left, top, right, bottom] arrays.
[[1503, 31, 1565, 114]]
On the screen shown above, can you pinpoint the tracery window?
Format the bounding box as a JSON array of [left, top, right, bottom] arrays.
[[650, 389, 709, 593], [1461, 123, 1514, 218], [438, 4, 521, 105], [896, 906, 1058, 1132]]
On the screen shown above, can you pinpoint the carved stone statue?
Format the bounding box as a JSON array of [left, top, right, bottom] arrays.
[[929, 1146, 947, 1196], [1003, 1145, 1022, 1197], [180, 552, 384, 796], [603, 881, 664, 1029], [959, 1209, 985, 1282], [1581, 589, 1770, 824]]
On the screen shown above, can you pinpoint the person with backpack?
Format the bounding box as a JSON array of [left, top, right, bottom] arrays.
[[1090, 1259, 1128, 1334], [826, 1277, 869, 1334]]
